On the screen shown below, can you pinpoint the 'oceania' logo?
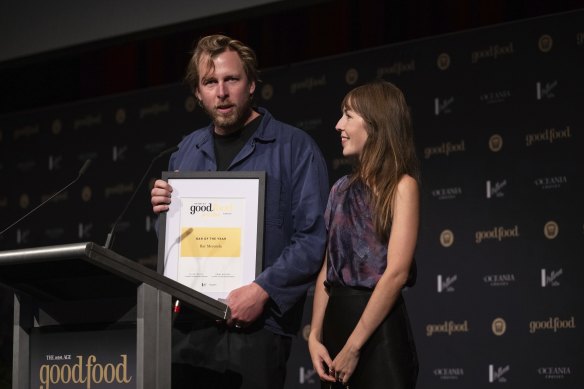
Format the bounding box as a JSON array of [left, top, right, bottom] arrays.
[[480, 90, 511, 104], [541, 268, 562, 287], [483, 274, 515, 287], [437, 274, 457, 292], [537, 366, 572, 380], [489, 364, 509, 383], [44, 227, 65, 240], [431, 187, 462, 200], [433, 368, 464, 380], [534, 176, 567, 190]]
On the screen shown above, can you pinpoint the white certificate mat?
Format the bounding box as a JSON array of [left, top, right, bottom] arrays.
[[158, 171, 265, 302]]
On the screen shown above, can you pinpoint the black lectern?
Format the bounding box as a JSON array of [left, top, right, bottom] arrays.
[[0, 242, 229, 389]]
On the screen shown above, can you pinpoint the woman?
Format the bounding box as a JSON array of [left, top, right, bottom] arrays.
[[308, 80, 419, 388]]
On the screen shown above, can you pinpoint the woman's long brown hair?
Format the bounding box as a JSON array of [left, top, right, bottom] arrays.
[[343, 80, 420, 242]]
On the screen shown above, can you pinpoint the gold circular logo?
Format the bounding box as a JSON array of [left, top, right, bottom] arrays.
[[185, 96, 196, 112], [51, 119, 63, 135], [437, 53, 451, 70], [19, 193, 30, 209], [489, 134, 503, 152], [261, 84, 274, 101], [538, 34, 553, 53], [115, 108, 127, 124], [345, 68, 359, 85], [492, 317, 506, 336], [544, 221, 559, 239], [440, 229, 454, 247], [302, 324, 311, 341], [81, 186, 92, 202]]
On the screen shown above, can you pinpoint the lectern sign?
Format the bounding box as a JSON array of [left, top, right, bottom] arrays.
[[30, 328, 136, 388]]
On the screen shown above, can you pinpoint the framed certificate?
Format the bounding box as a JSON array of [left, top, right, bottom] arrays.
[[157, 171, 265, 302]]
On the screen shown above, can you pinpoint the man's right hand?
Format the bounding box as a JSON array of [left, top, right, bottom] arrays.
[[151, 179, 173, 214]]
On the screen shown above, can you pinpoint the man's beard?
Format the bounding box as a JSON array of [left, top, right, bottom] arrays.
[[205, 97, 253, 134]]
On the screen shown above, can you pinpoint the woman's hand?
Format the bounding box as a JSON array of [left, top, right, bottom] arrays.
[[330, 343, 360, 385], [308, 335, 336, 383]]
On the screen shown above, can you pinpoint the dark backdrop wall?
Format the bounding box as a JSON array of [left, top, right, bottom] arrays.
[[2, 0, 584, 114], [0, 0, 283, 63], [1, 3, 584, 389]]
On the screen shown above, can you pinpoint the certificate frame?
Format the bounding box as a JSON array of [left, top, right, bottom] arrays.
[[157, 171, 265, 302]]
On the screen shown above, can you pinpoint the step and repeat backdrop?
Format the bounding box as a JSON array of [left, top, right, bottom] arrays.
[[1, 10, 583, 389]]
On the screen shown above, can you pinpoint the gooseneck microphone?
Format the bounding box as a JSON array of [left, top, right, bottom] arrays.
[[0, 159, 92, 237], [104, 145, 178, 250]]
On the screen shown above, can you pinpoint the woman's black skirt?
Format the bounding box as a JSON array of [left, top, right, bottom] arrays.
[[322, 287, 418, 389]]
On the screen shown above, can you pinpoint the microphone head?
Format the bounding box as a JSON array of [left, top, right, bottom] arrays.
[[155, 145, 179, 160], [78, 159, 92, 177], [1, 159, 92, 237]]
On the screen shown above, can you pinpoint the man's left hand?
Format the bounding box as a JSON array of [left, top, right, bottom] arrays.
[[226, 282, 269, 328]]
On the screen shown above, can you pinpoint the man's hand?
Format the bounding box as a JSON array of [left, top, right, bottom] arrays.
[[151, 179, 172, 213], [226, 282, 269, 328]]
